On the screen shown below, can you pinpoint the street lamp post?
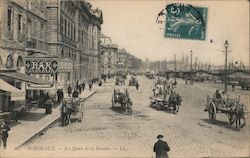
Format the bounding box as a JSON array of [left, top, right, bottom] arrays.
[[190, 50, 193, 71], [190, 50, 193, 84], [224, 40, 229, 93], [174, 54, 176, 82]]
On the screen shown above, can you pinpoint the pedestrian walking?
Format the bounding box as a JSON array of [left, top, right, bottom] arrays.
[[76, 80, 79, 90], [136, 82, 139, 90], [82, 82, 85, 92], [57, 89, 61, 103], [72, 89, 79, 98], [60, 102, 69, 127], [67, 85, 72, 97], [1, 121, 10, 149], [78, 84, 82, 94], [45, 94, 53, 114], [60, 89, 64, 102], [153, 134, 170, 158], [89, 81, 93, 91]]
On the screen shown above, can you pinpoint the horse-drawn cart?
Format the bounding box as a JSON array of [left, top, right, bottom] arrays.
[[129, 76, 138, 86], [115, 77, 125, 85], [61, 98, 84, 126], [149, 92, 182, 114], [204, 95, 247, 129], [111, 88, 132, 115]]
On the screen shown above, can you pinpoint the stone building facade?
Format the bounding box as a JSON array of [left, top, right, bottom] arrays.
[[100, 34, 118, 76], [0, 0, 103, 113], [47, 0, 102, 89], [0, 0, 49, 112]]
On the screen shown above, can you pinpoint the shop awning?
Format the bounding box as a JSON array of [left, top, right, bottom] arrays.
[[0, 72, 50, 85], [0, 79, 25, 101]]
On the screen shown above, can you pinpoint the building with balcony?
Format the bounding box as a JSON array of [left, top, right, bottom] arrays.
[[116, 48, 127, 73], [100, 33, 118, 76], [47, 0, 103, 89], [0, 0, 50, 113]]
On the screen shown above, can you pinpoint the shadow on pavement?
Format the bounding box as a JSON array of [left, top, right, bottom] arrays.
[[147, 106, 176, 115], [110, 107, 126, 114], [201, 118, 239, 131], [7, 121, 21, 128], [17, 112, 47, 121]]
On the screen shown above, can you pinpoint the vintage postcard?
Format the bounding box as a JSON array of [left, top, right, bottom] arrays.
[[0, 0, 249, 158]]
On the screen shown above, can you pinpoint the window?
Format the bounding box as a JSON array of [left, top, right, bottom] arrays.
[[68, 21, 70, 38], [16, 56, 24, 68], [61, 49, 64, 58], [60, 15, 63, 34], [67, 72, 71, 80], [6, 55, 13, 68], [27, 18, 31, 38], [71, 23, 73, 40], [40, 23, 44, 40], [18, 14, 22, 33], [7, 8, 12, 31], [65, 19, 67, 37], [34, 20, 37, 38], [73, 26, 75, 41]]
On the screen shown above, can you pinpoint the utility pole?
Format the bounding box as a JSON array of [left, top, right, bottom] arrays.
[[190, 50, 193, 71], [195, 57, 198, 71], [224, 40, 229, 94], [174, 54, 176, 82], [190, 50, 193, 84]]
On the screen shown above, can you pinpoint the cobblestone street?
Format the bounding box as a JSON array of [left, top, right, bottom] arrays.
[[4, 76, 248, 158]]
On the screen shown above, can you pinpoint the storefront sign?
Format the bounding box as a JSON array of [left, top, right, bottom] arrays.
[[25, 59, 58, 74]]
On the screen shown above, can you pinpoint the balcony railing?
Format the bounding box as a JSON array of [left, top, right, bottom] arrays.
[[61, 35, 77, 48], [26, 38, 48, 52]]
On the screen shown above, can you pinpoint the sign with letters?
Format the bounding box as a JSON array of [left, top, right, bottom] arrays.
[[25, 58, 58, 74]]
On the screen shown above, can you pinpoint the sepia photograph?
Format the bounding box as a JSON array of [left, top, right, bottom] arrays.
[[0, 0, 249, 157]]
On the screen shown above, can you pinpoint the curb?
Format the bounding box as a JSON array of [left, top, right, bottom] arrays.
[[14, 91, 96, 149]]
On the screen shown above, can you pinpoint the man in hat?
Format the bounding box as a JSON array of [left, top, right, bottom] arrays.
[[60, 102, 69, 126], [213, 89, 222, 100], [1, 121, 10, 149], [212, 89, 222, 105], [154, 134, 170, 158]]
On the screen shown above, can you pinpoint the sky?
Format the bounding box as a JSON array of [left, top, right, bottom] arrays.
[[90, 0, 249, 66]]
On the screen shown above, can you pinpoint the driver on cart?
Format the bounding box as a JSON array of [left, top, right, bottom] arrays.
[[212, 90, 223, 106]]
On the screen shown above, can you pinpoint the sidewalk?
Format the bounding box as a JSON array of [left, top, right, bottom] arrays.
[[6, 87, 97, 150]]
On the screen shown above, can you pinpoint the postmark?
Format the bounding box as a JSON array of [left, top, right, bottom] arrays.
[[157, 3, 208, 40]]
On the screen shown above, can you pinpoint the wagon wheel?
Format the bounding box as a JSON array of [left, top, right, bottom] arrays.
[[208, 103, 216, 123]]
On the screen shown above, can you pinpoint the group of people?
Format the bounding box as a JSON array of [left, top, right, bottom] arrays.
[[67, 82, 86, 98], [153, 77, 176, 97], [129, 75, 140, 90]]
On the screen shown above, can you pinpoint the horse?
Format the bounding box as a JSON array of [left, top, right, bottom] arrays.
[[229, 103, 247, 130], [125, 98, 133, 115], [168, 92, 182, 114], [60, 102, 70, 126], [62, 98, 81, 124]]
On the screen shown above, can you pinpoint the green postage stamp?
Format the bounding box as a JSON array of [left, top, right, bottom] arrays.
[[165, 3, 208, 40]]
